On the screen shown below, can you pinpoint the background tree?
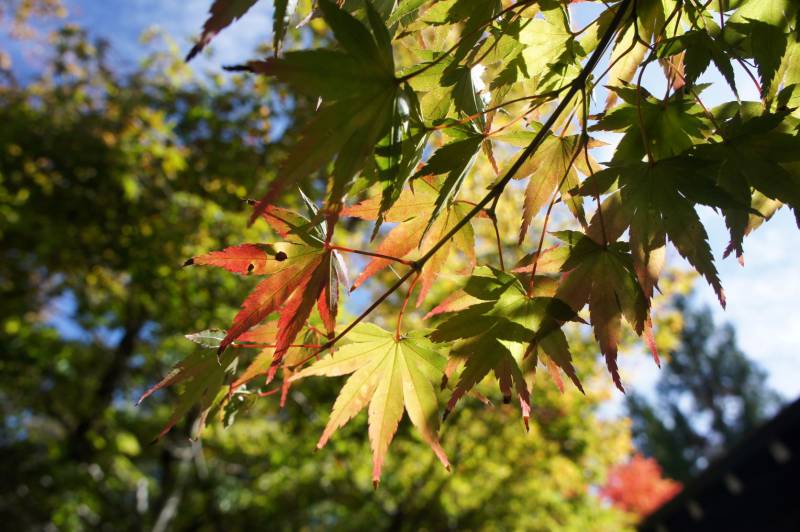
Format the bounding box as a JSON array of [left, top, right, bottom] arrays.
[[4, 0, 799, 526], [601, 453, 681, 519], [0, 26, 638, 530], [625, 297, 783, 481]]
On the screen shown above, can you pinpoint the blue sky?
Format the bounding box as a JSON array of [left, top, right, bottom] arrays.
[[5, 0, 799, 400]]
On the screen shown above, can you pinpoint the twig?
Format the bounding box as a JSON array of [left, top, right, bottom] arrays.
[[289, 0, 635, 371], [327, 244, 415, 266], [396, 273, 421, 339]]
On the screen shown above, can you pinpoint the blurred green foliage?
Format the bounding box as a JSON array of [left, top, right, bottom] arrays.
[[0, 25, 638, 530]]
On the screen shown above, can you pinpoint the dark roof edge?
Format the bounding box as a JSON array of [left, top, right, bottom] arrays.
[[640, 395, 800, 529]]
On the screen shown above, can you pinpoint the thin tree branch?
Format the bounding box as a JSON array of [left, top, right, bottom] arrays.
[[289, 0, 634, 371]]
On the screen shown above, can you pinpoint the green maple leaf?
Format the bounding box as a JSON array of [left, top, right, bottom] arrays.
[[694, 107, 800, 258], [430, 266, 584, 424], [293, 323, 450, 486], [227, 0, 410, 218], [594, 86, 711, 163], [503, 131, 594, 243], [724, 0, 797, 94], [141, 323, 324, 438], [577, 155, 749, 305], [657, 25, 738, 96], [518, 4, 581, 91], [412, 130, 483, 236]]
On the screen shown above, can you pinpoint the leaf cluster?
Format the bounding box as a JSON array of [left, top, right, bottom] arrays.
[[144, 0, 800, 482]]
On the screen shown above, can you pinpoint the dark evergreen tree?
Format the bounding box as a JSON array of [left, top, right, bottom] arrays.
[[626, 297, 782, 482]]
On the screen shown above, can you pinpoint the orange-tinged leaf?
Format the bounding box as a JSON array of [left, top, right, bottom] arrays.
[[530, 328, 585, 394], [589, 258, 625, 392], [268, 254, 331, 380], [258, 205, 321, 239], [351, 216, 426, 291], [231, 348, 275, 390], [219, 252, 323, 353], [556, 232, 649, 392], [423, 289, 480, 320], [511, 134, 588, 243], [187, 242, 302, 276], [237, 321, 279, 345], [417, 216, 452, 307], [345, 179, 477, 305], [341, 180, 439, 222]]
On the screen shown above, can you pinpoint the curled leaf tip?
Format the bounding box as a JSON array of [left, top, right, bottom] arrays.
[[185, 45, 202, 62], [523, 417, 530, 432], [183, 258, 195, 267]]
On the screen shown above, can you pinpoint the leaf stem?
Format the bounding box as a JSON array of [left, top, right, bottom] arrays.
[[327, 244, 415, 266], [234, 343, 322, 349], [396, 273, 421, 339], [488, 209, 506, 271]]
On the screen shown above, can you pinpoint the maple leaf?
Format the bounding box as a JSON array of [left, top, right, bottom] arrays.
[[186, 0, 261, 61], [186, 202, 346, 380], [138, 349, 238, 439], [601, 0, 670, 108], [576, 155, 750, 305], [657, 25, 737, 96], [693, 108, 800, 258], [226, 0, 410, 221], [343, 177, 477, 306], [593, 86, 711, 163], [725, 0, 796, 94], [293, 323, 450, 486], [553, 231, 649, 391], [232, 323, 324, 405], [411, 129, 483, 236], [502, 131, 595, 243], [430, 267, 584, 424]]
